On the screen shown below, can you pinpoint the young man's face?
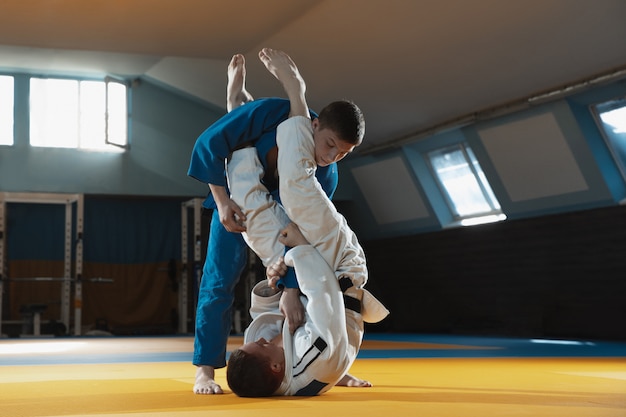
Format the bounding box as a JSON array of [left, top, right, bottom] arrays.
[[312, 119, 356, 167], [240, 338, 285, 368]]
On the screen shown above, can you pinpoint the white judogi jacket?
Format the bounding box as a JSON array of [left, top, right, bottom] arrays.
[[244, 246, 362, 396]]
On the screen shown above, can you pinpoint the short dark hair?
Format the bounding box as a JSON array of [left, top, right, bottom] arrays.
[[317, 100, 365, 146], [226, 348, 282, 397]]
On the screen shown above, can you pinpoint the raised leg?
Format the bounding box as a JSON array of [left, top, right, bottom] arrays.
[[258, 48, 308, 119], [227, 53, 254, 112]]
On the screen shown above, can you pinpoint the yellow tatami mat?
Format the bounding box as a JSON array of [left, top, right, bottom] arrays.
[[1, 335, 625, 417]]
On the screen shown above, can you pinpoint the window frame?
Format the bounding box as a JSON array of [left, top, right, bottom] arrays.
[[29, 74, 129, 151], [426, 143, 505, 225], [589, 95, 626, 183], [104, 75, 130, 150], [0, 74, 14, 146]]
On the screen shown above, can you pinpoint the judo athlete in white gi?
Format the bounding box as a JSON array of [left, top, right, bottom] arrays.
[[225, 48, 389, 397]]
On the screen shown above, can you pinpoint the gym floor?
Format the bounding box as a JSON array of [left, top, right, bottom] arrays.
[[1, 334, 625, 417]]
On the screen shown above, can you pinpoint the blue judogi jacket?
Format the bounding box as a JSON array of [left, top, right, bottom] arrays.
[[188, 98, 338, 288]]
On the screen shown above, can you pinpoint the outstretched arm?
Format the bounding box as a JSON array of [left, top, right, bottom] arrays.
[[259, 48, 309, 120]]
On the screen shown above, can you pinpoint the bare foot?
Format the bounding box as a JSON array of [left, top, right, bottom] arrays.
[[193, 365, 224, 394], [258, 48, 307, 117], [258, 48, 305, 95], [227, 54, 253, 112], [336, 373, 373, 388]]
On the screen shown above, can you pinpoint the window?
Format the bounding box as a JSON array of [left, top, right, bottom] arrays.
[[428, 144, 505, 226], [29, 77, 128, 150], [591, 97, 626, 181], [0, 75, 14, 146]]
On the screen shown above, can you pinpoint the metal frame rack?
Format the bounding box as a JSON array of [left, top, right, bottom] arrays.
[[180, 197, 204, 334], [180, 198, 259, 335], [0, 192, 84, 336]]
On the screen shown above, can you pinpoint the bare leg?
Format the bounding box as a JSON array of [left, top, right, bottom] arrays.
[[258, 48, 308, 119], [227, 53, 253, 112], [337, 373, 373, 388], [193, 365, 224, 394]]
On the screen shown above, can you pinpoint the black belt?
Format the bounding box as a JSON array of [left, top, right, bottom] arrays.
[[339, 276, 361, 314]]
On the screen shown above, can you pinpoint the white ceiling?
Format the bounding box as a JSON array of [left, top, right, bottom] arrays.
[[1, 0, 625, 154]]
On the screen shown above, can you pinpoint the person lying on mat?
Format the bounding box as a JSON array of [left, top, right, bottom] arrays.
[[225, 48, 389, 397]]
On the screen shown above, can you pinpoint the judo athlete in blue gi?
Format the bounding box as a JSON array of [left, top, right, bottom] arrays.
[[188, 54, 351, 394]]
